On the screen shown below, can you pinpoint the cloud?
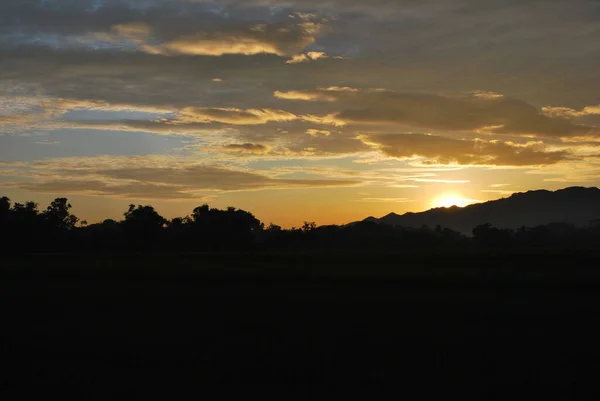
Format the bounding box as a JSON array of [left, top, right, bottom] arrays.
[[542, 105, 600, 119], [155, 36, 284, 57], [472, 91, 504, 100], [111, 22, 151, 38], [277, 88, 595, 138], [0, 3, 328, 57], [287, 54, 310, 64], [7, 156, 361, 200], [359, 133, 571, 166], [35, 140, 60, 146], [1, 0, 599, 197], [306, 129, 331, 137], [222, 143, 270, 153], [1, 95, 176, 133], [0, 113, 57, 134], [177, 107, 297, 125], [59, 119, 224, 136], [131, 14, 326, 57], [274, 90, 335, 102], [3, 88, 592, 166], [0, 160, 26, 167], [287, 51, 328, 64], [45, 98, 174, 115], [17, 180, 201, 200], [92, 165, 357, 190], [2, 1, 600, 108], [320, 86, 361, 92], [301, 114, 346, 126], [284, 134, 368, 156], [0, 114, 36, 126]]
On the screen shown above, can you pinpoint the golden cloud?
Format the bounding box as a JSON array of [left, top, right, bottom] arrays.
[[541, 105, 600, 119], [44, 98, 174, 115], [306, 129, 331, 137], [178, 107, 297, 125], [301, 114, 346, 126], [286, 51, 328, 64], [359, 133, 571, 166], [274, 90, 336, 102], [99, 14, 327, 57]]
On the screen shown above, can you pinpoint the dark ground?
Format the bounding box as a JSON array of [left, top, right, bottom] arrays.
[[2, 251, 600, 400]]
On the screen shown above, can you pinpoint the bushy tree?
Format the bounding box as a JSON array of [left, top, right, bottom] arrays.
[[42, 198, 79, 230], [188, 204, 263, 250], [0, 196, 11, 227], [0, 196, 10, 215], [122, 204, 167, 249]]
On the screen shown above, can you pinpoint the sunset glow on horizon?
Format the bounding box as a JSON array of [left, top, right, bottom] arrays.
[[431, 194, 480, 209], [1, 1, 599, 227]]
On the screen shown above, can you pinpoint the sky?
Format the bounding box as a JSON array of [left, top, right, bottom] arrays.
[[1, 0, 599, 227]]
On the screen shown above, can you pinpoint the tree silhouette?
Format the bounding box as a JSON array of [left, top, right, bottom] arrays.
[[472, 223, 513, 248], [2, 193, 599, 253], [42, 198, 79, 230], [10, 201, 40, 232], [122, 204, 167, 249], [0, 196, 10, 229], [0, 196, 10, 215], [302, 221, 317, 232], [192, 204, 210, 222], [11, 201, 39, 220], [266, 223, 282, 232]]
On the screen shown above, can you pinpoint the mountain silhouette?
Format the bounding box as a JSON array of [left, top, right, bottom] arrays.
[[358, 186, 600, 233]]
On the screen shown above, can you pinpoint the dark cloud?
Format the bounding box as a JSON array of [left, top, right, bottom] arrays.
[[0, 2, 326, 57], [223, 143, 269, 152], [279, 89, 596, 138], [2, 0, 599, 109], [361, 133, 571, 166]]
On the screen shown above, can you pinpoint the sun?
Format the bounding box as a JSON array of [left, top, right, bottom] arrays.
[[431, 193, 478, 208]]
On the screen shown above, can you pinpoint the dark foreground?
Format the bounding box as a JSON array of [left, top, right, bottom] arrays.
[[3, 251, 600, 400]]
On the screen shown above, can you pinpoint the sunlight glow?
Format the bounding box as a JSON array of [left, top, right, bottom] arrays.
[[431, 193, 479, 208]]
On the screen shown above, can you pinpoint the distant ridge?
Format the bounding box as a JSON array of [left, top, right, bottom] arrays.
[[356, 187, 600, 233]]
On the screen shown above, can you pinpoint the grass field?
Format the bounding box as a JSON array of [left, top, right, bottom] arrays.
[[3, 251, 600, 399]]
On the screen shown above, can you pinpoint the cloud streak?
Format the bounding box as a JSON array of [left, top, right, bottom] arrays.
[[178, 107, 297, 125], [5, 156, 361, 200], [360, 133, 571, 166]]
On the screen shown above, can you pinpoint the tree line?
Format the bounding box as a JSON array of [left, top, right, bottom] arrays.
[[1, 196, 599, 253]]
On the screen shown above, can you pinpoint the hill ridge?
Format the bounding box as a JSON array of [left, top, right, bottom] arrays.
[[359, 186, 600, 233]]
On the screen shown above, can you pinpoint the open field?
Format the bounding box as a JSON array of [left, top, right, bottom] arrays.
[[3, 251, 600, 399]]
